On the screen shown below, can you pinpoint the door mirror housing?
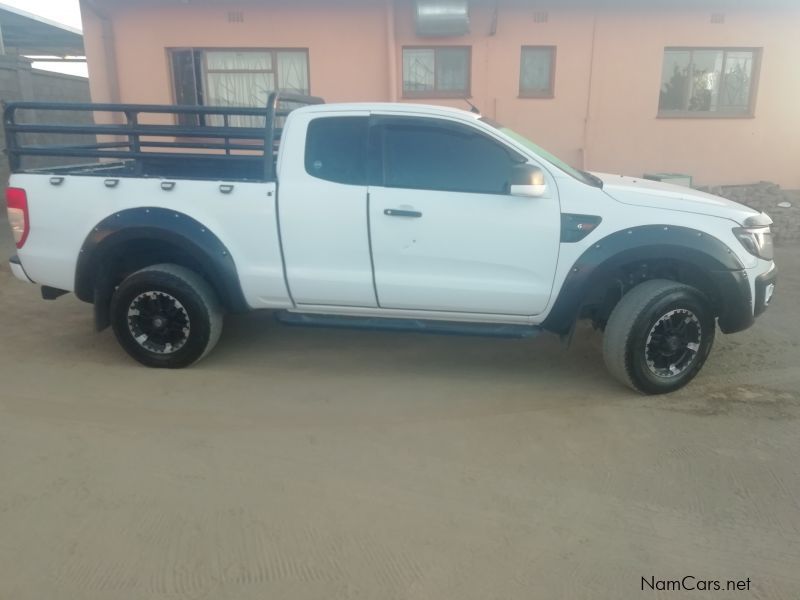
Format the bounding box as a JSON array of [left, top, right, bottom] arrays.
[[509, 164, 547, 198]]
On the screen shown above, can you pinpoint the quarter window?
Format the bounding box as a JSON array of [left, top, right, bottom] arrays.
[[402, 47, 470, 98], [520, 46, 556, 97], [305, 117, 369, 185], [658, 48, 760, 116], [377, 118, 521, 195]]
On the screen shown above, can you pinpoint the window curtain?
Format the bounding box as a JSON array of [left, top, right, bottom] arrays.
[[277, 51, 309, 94], [521, 49, 552, 93], [205, 51, 273, 127]]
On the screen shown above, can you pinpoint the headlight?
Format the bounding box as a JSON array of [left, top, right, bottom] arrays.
[[733, 226, 774, 260]]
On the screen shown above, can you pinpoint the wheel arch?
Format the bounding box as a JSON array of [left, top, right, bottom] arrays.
[[75, 207, 249, 330], [542, 225, 752, 335]]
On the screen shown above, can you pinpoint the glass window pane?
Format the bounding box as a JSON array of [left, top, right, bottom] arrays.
[[687, 50, 723, 112], [305, 117, 368, 185], [206, 50, 271, 71], [205, 72, 273, 107], [403, 49, 435, 92], [277, 51, 309, 93], [520, 47, 553, 94], [171, 50, 198, 106], [435, 48, 468, 92], [170, 50, 201, 126], [205, 71, 273, 126], [719, 51, 754, 110], [659, 50, 691, 111], [381, 119, 515, 194], [205, 51, 274, 125]]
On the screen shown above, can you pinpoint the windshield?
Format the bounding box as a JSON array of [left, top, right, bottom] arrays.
[[480, 118, 602, 188]]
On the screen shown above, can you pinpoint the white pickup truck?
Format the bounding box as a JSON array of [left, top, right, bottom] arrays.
[[4, 93, 776, 394]]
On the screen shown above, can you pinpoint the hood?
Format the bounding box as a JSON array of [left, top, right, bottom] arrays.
[[593, 172, 763, 225]]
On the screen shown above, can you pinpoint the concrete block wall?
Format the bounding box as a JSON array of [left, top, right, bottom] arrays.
[[0, 55, 91, 183]]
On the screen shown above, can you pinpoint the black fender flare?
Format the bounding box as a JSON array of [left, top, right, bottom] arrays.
[[75, 207, 250, 326], [541, 225, 753, 334]]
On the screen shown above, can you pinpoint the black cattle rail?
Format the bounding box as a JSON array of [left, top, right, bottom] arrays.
[[2, 92, 324, 181]]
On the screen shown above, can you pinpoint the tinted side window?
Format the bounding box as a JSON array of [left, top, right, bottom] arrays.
[[305, 117, 368, 185], [379, 119, 519, 194]]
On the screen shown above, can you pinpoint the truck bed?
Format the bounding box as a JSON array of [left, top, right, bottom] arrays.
[[9, 171, 288, 309]]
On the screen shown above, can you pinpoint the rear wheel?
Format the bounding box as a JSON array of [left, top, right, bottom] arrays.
[[110, 264, 222, 368], [603, 279, 715, 394]]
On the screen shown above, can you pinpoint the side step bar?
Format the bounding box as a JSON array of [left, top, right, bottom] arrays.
[[274, 311, 542, 339]]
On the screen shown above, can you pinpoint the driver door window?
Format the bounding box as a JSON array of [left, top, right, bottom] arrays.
[[377, 119, 522, 194]]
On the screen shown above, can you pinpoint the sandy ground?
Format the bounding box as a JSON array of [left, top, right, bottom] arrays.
[[0, 222, 798, 600]]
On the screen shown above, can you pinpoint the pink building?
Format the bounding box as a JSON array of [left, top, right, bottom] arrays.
[[80, 0, 800, 187]]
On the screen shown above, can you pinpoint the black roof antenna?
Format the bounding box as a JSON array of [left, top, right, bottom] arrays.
[[464, 98, 481, 114]]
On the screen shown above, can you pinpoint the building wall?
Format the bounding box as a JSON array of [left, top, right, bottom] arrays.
[[80, 0, 800, 187], [583, 6, 800, 189], [81, 0, 393, 124]]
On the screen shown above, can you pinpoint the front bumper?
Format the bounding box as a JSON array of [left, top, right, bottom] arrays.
[[8, 255, 34, 283], [713, 268, 753, 334], [713, 263, 776, 334], [754, 265, 777, 317]]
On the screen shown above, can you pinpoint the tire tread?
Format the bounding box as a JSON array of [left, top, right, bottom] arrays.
[[603, 279, 705, 393]]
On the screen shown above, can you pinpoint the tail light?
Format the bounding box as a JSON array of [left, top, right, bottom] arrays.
[[6, 187, 29, 248]]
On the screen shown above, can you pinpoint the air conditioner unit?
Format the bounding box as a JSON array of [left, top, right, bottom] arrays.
[[415, 0, 470, 37]]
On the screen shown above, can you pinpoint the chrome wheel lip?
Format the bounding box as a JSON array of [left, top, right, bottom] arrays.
[[126, 291, 191, 354], [644, 308, 702, 378]]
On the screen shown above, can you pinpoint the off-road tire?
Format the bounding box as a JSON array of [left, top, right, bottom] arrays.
[[110, 264, 222, 368], [603, 279, 715, 394]]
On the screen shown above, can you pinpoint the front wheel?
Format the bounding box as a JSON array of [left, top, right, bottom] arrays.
[[603, 279, 716, 394], [110, 264, 223, 368]]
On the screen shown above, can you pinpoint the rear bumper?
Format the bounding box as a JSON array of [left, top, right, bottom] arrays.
[[8, 255, 34, 283]]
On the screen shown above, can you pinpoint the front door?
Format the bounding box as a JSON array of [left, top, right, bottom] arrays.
[[367, 115, 561, 316]]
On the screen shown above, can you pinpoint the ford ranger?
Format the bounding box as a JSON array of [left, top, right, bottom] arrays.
[[3, 93, 776, 394]]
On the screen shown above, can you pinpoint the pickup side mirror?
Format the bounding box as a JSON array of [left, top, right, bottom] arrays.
[[509, 164, 547, 198]]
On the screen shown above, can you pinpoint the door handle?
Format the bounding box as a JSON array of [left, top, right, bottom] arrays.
[[384, 208, 422, 218]]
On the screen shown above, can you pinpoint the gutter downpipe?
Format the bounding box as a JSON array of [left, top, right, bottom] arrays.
[[385, 0, 398, 102], [581, 13, 598, 170]]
